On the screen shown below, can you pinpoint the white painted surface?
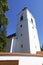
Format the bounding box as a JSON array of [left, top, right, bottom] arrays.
[[26, 9, 40, 53], [15, 8, 40, 53], [8, 8, 40, 53], [10, 37, 17, 52], [10, 37, 14, 52], [16, 9, 30, 53], [0, 56, 43, 65]]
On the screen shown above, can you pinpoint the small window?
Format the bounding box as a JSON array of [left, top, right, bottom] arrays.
[[32, 26, 34, 29], [21, 44, 23, 48], [35, 46, 37, 48], [34, 35, 35, 38], [20, 24, 22, 27], [16, 37, 18, 39], [31, 18, 33, 23], [21, 34, 22, 36], [20, 16, 23, 21]]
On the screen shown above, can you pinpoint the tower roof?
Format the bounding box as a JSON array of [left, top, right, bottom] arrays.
[[17, 7, 28, 15], [7, 33, 16, 38], [22, 7, 28, 11]]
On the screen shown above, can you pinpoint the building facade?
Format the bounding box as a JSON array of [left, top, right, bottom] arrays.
[[7, 7, 40, 54], [0, 52, 43, 65]]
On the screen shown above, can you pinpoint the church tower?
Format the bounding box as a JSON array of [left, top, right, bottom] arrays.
[[15, 7, 40, 53]]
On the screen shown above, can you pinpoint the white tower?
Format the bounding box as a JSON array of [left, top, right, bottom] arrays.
[[15, 7, 40, 54]]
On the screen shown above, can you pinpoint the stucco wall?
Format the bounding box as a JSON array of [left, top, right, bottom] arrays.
[[16, 9, 30, 53], [0, 55, 43, 65], [6, 8, 40, 53], [27, 9, 40, 53]]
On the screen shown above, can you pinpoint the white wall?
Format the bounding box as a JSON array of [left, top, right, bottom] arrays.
[[6, 38, 12, 52], [16, 8, 40, 53], [0, 56, 43, 65], [26, 9, 40, 53], [10, 37, 17, 52], [9, 8, 40, 54], [16, 9, 30, 53]]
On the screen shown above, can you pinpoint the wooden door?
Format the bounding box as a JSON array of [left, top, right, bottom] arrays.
[[0, 60, 19, 65]]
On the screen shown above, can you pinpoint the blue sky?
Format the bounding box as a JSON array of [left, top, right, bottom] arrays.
[[6, 0, 43, 46]]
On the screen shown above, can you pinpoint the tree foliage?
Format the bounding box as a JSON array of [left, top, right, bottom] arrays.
[[41, 45, 43, 51], [0, 0, 9, 51]]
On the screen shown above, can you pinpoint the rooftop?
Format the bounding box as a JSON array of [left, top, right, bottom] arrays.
[[7, 33, 16, 38], [0, 52, 43, 57]]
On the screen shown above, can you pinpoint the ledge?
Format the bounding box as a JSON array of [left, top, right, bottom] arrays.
[[0, 52, 43, 57]]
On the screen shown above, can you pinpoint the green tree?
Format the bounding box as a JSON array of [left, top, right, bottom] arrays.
[[41, 45, 43, 51], [0, 0, 9, 51]]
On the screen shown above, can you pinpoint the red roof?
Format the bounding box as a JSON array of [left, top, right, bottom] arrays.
[[0, 52, 43, 56]]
